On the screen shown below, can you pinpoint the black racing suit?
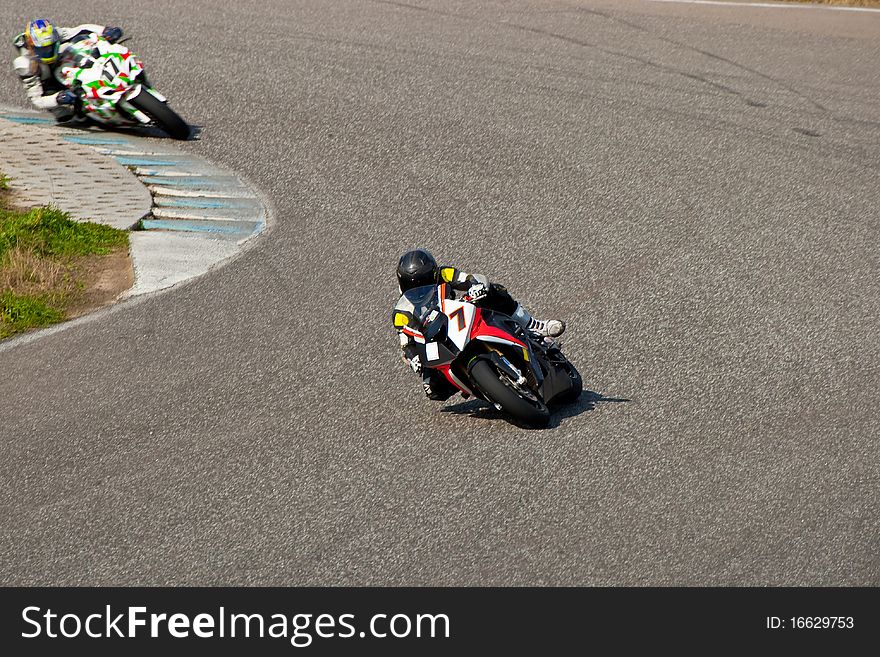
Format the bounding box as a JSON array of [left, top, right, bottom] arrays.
[[395, 265, 519, 401]]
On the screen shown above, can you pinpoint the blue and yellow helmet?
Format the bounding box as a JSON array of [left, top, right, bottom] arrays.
[[26, 19, 60, 64]]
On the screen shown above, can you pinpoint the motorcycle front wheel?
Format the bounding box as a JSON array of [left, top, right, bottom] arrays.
[[470, 359, 550, 428], [128, 91, 190, 140]]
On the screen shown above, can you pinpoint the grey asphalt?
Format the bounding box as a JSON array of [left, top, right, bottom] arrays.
[[0, 0, 877, 585]]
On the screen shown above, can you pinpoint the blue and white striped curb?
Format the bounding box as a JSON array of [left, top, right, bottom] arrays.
[[1, 110, 268, 298], [1, 112, 265, 243]]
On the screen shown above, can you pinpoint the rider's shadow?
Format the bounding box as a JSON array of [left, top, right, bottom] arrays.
[[128, 124, 203, 140], [440, 389, 630, 430], [61, 121, 203, 141]]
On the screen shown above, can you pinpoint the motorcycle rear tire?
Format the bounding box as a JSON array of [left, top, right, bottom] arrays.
[[129, 91, 190, 140], [470, 359, 550, 428]]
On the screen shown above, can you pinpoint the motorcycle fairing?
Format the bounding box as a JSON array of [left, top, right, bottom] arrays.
[[438, 293, 476, 351], [56, 33, 147, 124]]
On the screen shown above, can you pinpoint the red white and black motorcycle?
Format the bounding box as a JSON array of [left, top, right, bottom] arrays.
[[394, 283, 582, 428]]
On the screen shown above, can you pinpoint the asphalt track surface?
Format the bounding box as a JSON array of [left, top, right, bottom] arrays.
[[1, 0, 878, 586]]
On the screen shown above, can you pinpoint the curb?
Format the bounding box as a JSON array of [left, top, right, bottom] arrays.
[[0, 110, 268, 302], [0, 116, 151, 229]]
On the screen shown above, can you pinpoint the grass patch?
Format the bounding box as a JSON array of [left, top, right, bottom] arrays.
[[0, 206, 127, 258], [0, 292, 65, 337], [0, 196, 129, 339]]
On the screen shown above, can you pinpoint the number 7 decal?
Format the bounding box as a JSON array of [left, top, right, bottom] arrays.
[[449, 306, 467, 331]]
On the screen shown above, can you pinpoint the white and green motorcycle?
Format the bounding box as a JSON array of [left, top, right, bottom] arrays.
[[56, 33, 190, 140]]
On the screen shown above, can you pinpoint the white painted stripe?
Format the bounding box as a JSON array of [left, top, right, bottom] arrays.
[[134, 168, 206, 177], [151, 207, 250, 222], [645, 0, 880, 13], [147, 186, 256, 199], [95, 148, 172, 156], [475, 336, 523, 348]]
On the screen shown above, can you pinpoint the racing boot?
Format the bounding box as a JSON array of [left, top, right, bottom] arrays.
[[423, 371, 457, 401], [512, 304, 566, 339]]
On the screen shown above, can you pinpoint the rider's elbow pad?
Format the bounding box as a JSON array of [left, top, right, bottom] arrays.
[[13, 55, 35, 78], [470, 273, 490, 287]]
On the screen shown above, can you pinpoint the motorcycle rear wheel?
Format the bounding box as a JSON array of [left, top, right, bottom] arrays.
[[129, 91, 190, 140], [470, 359, 550, 428]]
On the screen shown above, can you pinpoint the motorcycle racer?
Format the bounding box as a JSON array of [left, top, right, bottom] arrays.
[[394, 249, 566, 400], [12, 18, 124, 121]]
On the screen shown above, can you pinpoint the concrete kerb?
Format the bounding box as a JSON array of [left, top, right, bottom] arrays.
[[0, 117, 151, 229], [0, 109, 270, 340]]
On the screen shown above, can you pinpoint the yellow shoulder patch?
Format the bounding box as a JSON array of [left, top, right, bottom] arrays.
[[440, 267, 456, 283]]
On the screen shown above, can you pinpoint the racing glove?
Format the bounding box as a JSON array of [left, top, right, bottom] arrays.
[[55, 89, 78, 106], [102, 26, 124, 43], [467, 282, 488, 302], [407, 355, 422, 374]]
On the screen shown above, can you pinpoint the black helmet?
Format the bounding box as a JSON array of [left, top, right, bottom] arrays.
[[397, 249, 438, 292]]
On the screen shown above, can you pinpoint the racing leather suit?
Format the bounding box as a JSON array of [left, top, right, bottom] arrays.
[[12, 24, 112, 120]]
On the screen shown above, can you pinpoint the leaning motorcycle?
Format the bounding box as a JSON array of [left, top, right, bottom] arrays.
[[394, 283, 582, 428], [55, 33, 189, 139]]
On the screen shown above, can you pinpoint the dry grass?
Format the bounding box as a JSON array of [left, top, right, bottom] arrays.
[[0, 246, 74, 296]]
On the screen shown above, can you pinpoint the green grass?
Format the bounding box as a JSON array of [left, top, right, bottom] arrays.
[[0, 206, 127, 259], [0, 291, 65, 338], [0, 201, 129, 339]]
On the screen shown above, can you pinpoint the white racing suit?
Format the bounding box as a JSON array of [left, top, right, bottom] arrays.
[[12, 24, 109, 121]]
